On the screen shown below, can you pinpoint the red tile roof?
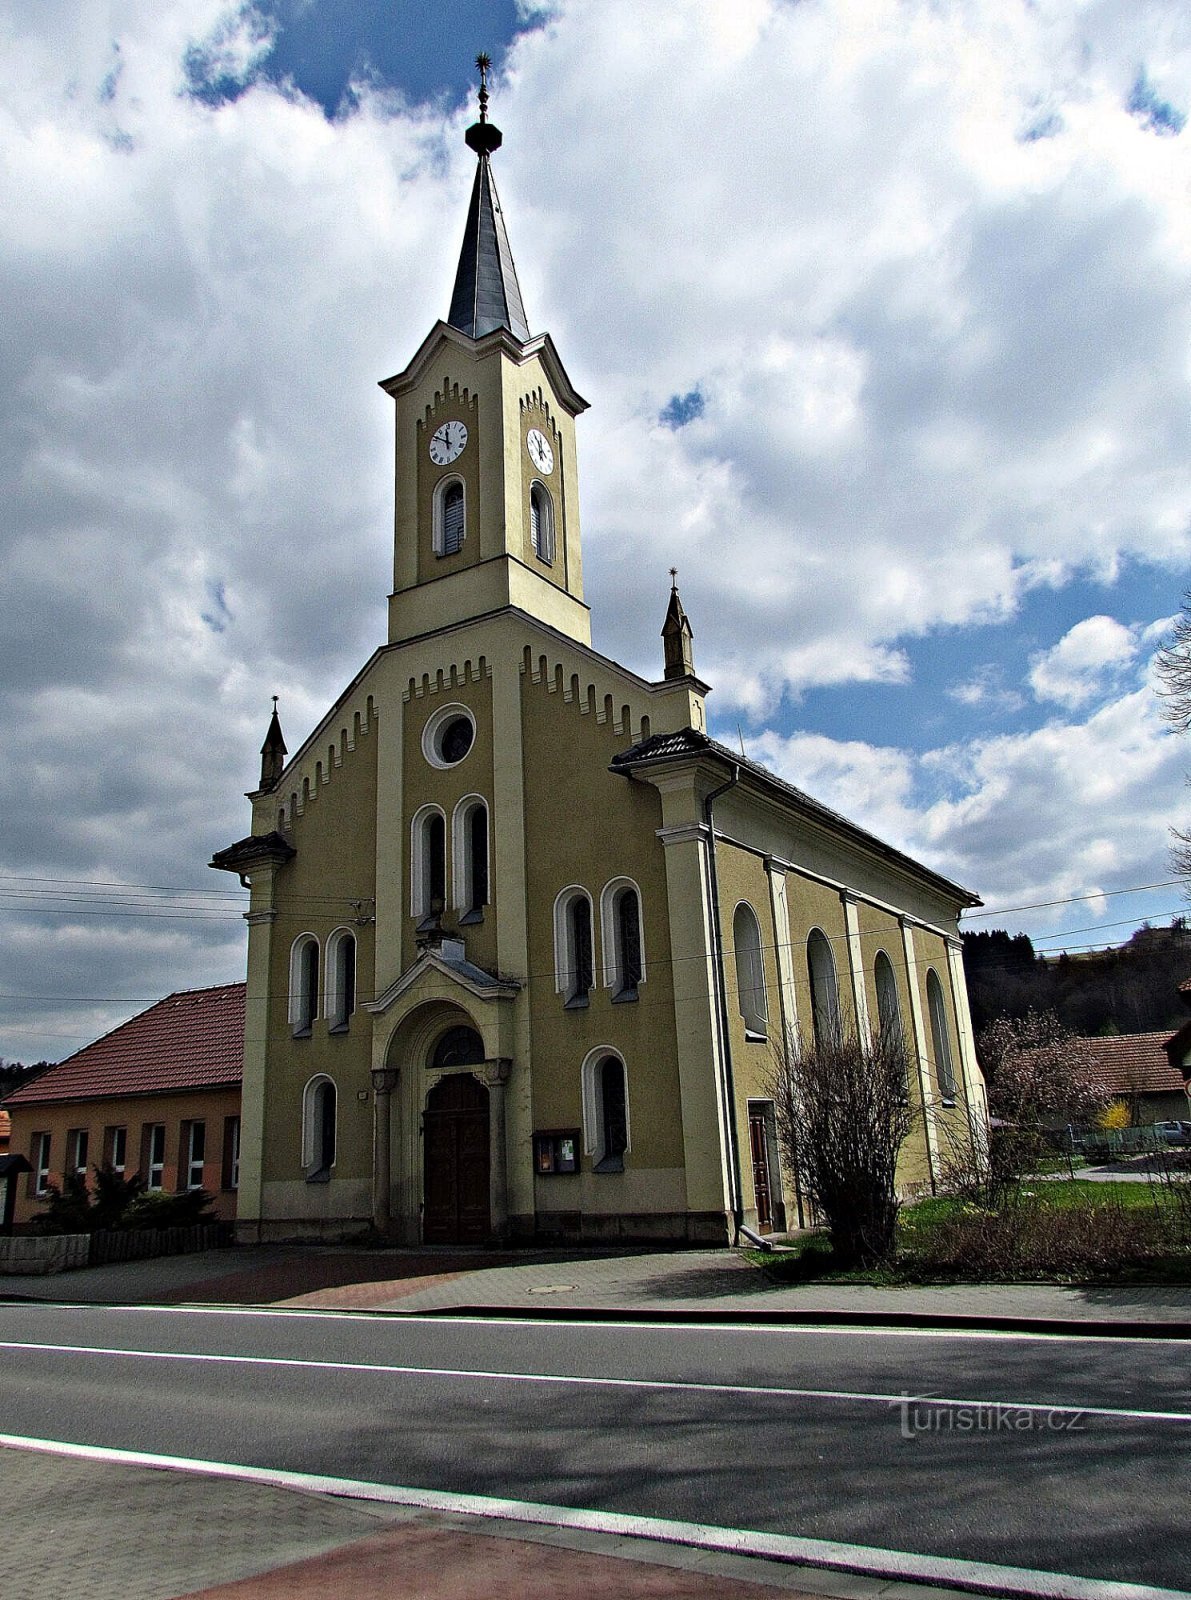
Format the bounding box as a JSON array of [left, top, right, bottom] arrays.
[[2, 984, 244, 1107], [1079, 1032, 1189, 1096]]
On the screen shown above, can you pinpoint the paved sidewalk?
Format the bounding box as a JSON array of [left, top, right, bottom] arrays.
[[3, 1241, 1190, 1325]]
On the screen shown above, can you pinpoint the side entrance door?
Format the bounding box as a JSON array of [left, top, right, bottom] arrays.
[[424, 1073, 490, 1244], [748, 1102, 775, 1233]]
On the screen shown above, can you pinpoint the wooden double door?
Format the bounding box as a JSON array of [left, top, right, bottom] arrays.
[[423, 1073, 491, 1244]]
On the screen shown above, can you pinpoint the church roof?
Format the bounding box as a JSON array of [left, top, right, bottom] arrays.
[[611, 727, 981, 908], [446, 97, 530, 342], [3, 984, 245, 1106]]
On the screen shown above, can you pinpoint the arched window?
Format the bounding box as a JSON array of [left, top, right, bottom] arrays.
[[432, 1025, 484, 1069], [453, 796, 489, 922], [302, 1074, 336, 1181], [326, 928, 357, 1032], [582, 1049, 630, 1173], [553, 886, 595, 1007], [600, 877, 645, 1001], [530, 481, 554, 564], [807, 929, 840, 1048], [411, 805, 448, 918], [874, 950, 901, 1040], [733, 902, 768, 1038], [434, 477, 465, 556], [927, 969, 957, 1101], [288, 934, 320, 1035]]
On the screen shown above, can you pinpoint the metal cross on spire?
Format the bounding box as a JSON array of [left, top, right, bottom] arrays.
[[476, 52, 491, 123]]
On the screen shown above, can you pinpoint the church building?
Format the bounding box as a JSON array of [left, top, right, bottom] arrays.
[[212, 73, 985, 1246]]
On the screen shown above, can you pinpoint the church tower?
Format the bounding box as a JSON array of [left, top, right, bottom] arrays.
[[381, 57, 591, 649]]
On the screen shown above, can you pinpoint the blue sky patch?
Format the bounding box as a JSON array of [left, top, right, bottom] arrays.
[[660, 388, 705, 430], [1127, 70, 1186, 136]]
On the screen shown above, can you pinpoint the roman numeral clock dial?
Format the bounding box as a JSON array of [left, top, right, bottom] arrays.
[[429, 420, 468, 466]]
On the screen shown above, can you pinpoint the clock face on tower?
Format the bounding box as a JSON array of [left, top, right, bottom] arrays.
[[429, 420, 468, 466], [526, 427, 554, 475]]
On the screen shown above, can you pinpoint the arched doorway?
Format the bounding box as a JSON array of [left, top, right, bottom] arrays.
[[424, 1066, 490, 1244]]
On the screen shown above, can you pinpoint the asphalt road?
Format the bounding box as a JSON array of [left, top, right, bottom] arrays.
[[0, 1302, 1187, 1592]]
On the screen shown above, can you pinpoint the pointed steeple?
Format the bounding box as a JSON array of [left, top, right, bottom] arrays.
[[447, 55, 531, 343], [259, 696, 287, 791], [662, 569, 696, 681]]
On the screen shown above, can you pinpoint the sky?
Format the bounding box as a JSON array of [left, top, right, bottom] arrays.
[[3, 0, 1191, 1063]]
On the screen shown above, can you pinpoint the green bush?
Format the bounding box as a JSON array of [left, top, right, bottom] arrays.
[[123, 1187, 216, 1230]]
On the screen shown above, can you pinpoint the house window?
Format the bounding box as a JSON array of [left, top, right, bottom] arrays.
[[144, 1123, 166, 1190], [222, 1116, 241, 1192], [807, 928, 840, 1048], [68, 1127, 89, 1182], [600, 878, 645, 1002], [289, 933, 320, 1035], [927, 969, 957, 1102], [104, 1125, 127, 1177], [302, 1075, 336, 1181], [453, 797, 489, 921], [553, 886, 595, 1008], [30, 1132, 51, 1197], [411, 805, 448, 918], [530, 481, 554, 563], [434, 476, 465, 556], [581, 1050, 630, 1173], [183, 1121, 206, 1190], [326, 928, 357, 1031], [733, 902, 768, 1039]]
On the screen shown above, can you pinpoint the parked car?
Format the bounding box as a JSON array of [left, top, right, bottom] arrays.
[[1151, 1121, 1191, 1146]]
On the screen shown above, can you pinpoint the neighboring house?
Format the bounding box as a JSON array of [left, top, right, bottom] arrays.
[[211, 86, 986, 1247], [2, 984, 244, 1228], [1079, 1031, 1191, 1125], [0, 1109, 9, 1157]]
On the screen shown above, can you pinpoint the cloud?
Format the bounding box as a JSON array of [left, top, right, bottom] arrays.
[[3, 0, 1191, 1056], [1028, 615, 1143, 707]]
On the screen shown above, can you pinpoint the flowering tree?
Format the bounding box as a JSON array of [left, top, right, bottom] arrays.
[[976, 1009, 1106, 1127]]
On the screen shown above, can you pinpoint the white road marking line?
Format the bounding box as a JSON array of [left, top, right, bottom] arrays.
[[1, 1301, 1182, 1343], [0, 1431, 1182, 1600], [0, 1337, 1187, 1424]]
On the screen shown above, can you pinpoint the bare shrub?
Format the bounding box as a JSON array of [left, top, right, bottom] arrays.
[[907, 1195, 1166, 1280], [768, 1023, 915, 1268]]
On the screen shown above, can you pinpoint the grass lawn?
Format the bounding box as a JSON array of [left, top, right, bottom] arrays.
[[750, 1176, 1191, 1286]]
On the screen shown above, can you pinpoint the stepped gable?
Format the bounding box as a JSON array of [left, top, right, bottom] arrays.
[[3, 984, 245, 1105]]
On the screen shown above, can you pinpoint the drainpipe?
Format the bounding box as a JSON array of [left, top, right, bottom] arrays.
[[704, 764, 744, 1244]]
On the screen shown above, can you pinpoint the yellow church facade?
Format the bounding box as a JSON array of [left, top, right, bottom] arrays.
[[213, 87, 985, 1246]]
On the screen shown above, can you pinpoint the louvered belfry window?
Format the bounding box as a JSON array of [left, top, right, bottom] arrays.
[[441, 480, 464, 554]]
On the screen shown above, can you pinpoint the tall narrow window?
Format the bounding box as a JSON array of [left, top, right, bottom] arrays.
[[30, 1132, 51, 1197], [807, 929, 840, 1048], [105, 1125, 127, 1178], [327, 929, 357, 1031], [600, 878, 645, 1001], [184, 1121, 206, 1190], [289, 934, 319, 1035], [554, 886, 595, 1007], [222, 1116, 241, 1191], [453, 797, 489, 921], [144, 1124, 166, 1190], [68, 1127, 89, 1182], [927, 969, 957, 1101], [874, 951, 901, 1039], [303, 1076, 337, 1181], [582, 1050, 630, 1173], [733, 902, 768, 1038], [530, 481, 554, 563], [435, 477, 465, 556], [411, 806, 449, 918]]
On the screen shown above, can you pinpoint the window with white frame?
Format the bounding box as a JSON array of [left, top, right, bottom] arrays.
[[326, 928, 357, 1031], [222, 1116, 241, 1191], [184, 1120, 206, 1190], [733, 902, 768, 1038], [289, 933, 320, 1035], [553, 885, 595, 1007], [433, 476, 465, 556], [410, 805, 447, 919], [807, 928, 840, 1048], [600, 878, 644, 1002], [30, 1132, 51, 1197], [581, 1049, 630, 1173], [453, 796, 489, 922], [105, 1125, 127, 1177], [144, 1123, 166, 1190], [68, 1127, 89, 1182], [302, 1074, 337, 1181], [926, 968, 957, 1101], [530, 481, 554, 563]]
